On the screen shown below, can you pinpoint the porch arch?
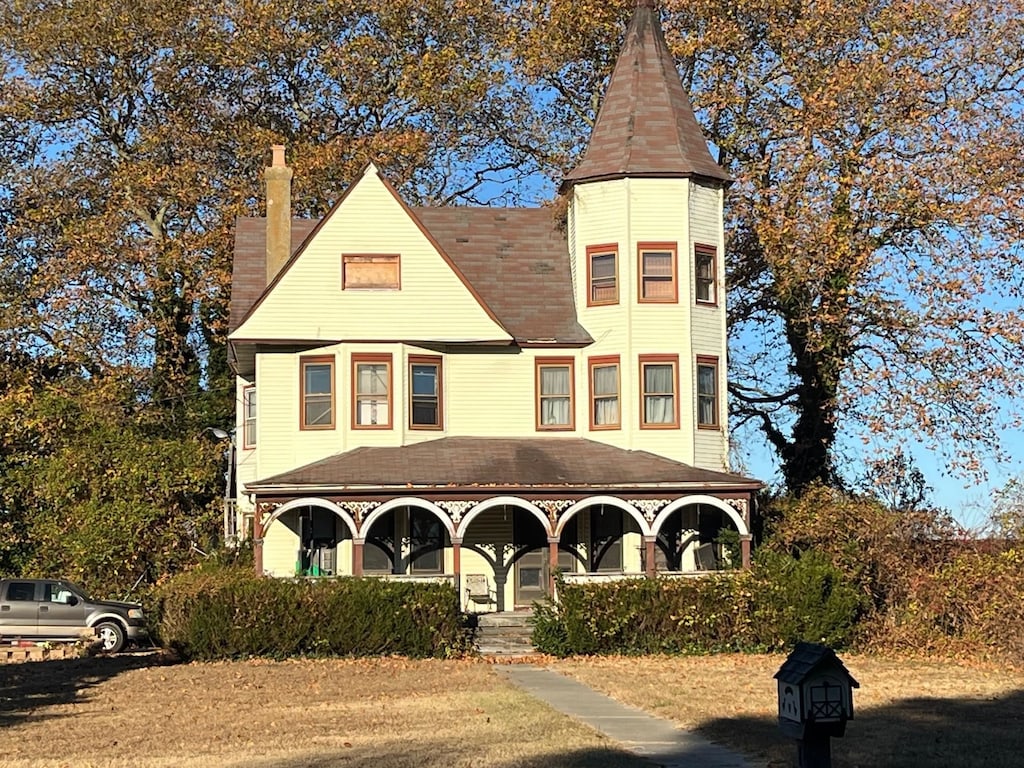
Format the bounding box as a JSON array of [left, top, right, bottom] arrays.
[[262, 497, 357, 539], [456, 496, 552, 539], [360, 497, 456, 540], [651, 495, 749, 539], [556, 496, 652, 538]]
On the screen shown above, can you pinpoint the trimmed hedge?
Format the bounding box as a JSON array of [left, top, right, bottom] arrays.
[[532, 550, 865, 657], [153, 565, 472, 660]]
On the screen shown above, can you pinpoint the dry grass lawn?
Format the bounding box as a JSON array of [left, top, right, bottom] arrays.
[[2, 652, 1022, 767], [554, 654, 1024, 768], [0, 653, 648, 768]]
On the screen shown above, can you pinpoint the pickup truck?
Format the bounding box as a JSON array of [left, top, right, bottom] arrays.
[[0, 578, 147, 653]]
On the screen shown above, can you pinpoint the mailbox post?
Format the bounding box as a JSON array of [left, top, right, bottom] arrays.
[[774, 642, 859, 768]]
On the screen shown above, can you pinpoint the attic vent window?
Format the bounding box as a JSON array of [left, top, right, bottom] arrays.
[[343, 254, 400, 290]]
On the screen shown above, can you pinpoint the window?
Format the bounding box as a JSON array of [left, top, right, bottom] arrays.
[[342, 254, 400, 289], [243, 386, 256, 448], [352, 354, 392, 429], [640, 355, 679, 428], [586, 244, 618, 305], [638, 242, 677, 302], [409, 356, 443, 429], [588, 356, 620, 430], [697, 355, 720, 428], [536, 358, 575, 430], [695, 244, 717, 304], [300, 357, 334, 430]]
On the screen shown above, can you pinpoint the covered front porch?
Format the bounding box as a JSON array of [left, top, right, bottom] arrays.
[[245, 438, 760, 612]]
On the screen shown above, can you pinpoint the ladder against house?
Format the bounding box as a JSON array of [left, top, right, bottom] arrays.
[[473, 612, 536, 658]]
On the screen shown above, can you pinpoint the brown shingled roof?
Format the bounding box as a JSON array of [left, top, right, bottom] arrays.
[[562, 2, 730, 189], [230, 208, 591, 345], [247, 437, 761, 491]]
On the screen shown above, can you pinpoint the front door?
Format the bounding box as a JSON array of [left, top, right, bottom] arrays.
[[514, 548, 548, 607]]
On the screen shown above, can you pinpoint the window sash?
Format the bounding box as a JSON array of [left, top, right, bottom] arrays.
[[243, 387, 257, 448], [410, 361, 441, 428], [697, 360, 719, 427], [301, 361, 333, 428], [641, 360, 677, 426], [588, 250, 617, 304], [537, 361, 574, 429], [639, 246, 677, 301], [695, 245, 716, 304], [355, 362, 390, 427], [591, 362, 619, 428]]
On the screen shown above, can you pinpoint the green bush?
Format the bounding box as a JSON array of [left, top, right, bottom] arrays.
[[153, 564, 472, 660], [531, 550, 864, 657]]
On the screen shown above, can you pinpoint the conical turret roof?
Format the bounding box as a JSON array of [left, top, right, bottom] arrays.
[[562, 1, 730, 190]]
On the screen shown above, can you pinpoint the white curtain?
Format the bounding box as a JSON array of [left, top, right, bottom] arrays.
[[540, 367, 570, 425], [592, 365, 619, 425], [644, 364, 674, 423]]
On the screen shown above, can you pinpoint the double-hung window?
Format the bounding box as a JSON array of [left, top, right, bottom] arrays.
[[352, 354, 392, 429], [696, 355, 720, 428], [409, 356, 442, 429], [243, 386, 257, 448], [300, 357, 334, 430], [536, 358, 575, 430], [587, 245, 618, 305], [638, 242, 677, 302], [588, 356, 620, 430], [640, 355, 679, 428], [695, 244, 717, 304]]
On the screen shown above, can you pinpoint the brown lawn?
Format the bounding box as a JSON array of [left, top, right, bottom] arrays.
[[553, 654, 1024, 768], [1, 652, 1022, 767]]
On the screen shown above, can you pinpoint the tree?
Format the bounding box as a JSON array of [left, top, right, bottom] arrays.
[[509, 0, 1024, 493]]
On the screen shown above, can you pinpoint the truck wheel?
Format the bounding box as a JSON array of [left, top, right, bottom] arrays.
[[95, 621, 126, 653]]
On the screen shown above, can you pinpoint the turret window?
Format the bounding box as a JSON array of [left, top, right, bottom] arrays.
[[587, 244, 618, 305], [640, 355, 679, 428], [695, 244, 717, 304], [638, 243, 678, 302], [697, 356, 720, 428], [589, 356, 620, 429]]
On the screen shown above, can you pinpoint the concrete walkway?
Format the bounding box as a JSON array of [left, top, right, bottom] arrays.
[[497, 665, 759, 768]]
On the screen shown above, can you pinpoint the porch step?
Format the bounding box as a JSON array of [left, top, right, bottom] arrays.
[[473, 611, 537, 658]]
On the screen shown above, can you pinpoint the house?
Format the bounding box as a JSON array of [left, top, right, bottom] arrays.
[[227, 0, 761, 611]]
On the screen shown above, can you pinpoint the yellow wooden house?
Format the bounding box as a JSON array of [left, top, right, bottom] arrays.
[[228, 0, 761, 611]]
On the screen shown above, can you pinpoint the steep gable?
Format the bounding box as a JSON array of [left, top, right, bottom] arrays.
[[230, 164, 512, 345]]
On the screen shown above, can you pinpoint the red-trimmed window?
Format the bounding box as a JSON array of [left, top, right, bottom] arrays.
[[342, 254, 400, 289], [588, 356, 620, 430], [536, 358, 575, 430], [300, 357, 335, 430], [638, 242, 678, 302], [697, 355, 720, 428], [695, 244, 717, 305], [409, 356, 443, 429], [639, 354, 679, 428], [352, 354, 393, 429], [587, 244, 618, 306], [242, 386, 257, 448]]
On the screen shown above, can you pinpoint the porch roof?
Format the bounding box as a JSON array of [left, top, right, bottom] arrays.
[[246, 437, 761, 494]]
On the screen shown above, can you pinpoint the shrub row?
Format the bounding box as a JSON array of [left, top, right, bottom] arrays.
[[532, 549, 866, 657], [153, 564, 472, 660]]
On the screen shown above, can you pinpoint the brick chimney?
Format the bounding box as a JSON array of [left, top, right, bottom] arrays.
[[264, 144, 293, 285]]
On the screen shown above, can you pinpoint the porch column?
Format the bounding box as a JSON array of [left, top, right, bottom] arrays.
[[452, 538, 462, 575], [644, 536, 657, 578], [740, 534, 753, 570], [352, 538, 364, 577], [548, 537, 560, 599], [252, 512, 264, 576]]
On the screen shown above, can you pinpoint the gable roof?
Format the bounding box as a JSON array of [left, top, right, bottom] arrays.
[[230, 207, 590, 346], [562, 1, 730, 189], [246, 437, 762, 491]]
